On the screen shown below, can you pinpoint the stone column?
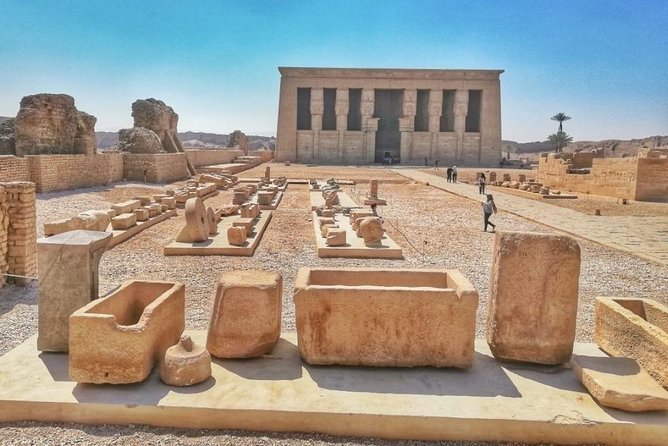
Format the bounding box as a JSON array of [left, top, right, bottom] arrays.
[[361, 89, 377, 163], [400, 89, 416, 163], [37, 230, 111, 352], [428, 90, 443, 160], [454, 90, 469, 164], [310, 88, 324, 162], [335, 88, 349, 161]]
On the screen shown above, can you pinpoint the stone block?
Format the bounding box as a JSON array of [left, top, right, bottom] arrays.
[[257, 191, 273, 205], [161, 196, 176, 210], [43, 219, 75, 237], [134, 207, 150, 222], [78, 210, 111, 231], [486, 231, 581, 365], [571, 355, 668, 412], [161, 204, 168, 212], [594, 297, 668, 389], [37, 230, 111, 352], [176, 198, 209, 243], [356, 217, 384, 245], [111, 200, 141, 215], [240, 203, 260, 219], [111, 213, 137, 230], [227, 226, 247, 246], [133, 196, 152, 206], [326, 228, 346, 246], [233, 217, 255, 234], [320, 223, 338, 238], [294, 268, 478, 368], [206, 270, 282, 358], [145, 203, 162, 217], [160, 334, 212, 387], [69, 280, 185, 384]]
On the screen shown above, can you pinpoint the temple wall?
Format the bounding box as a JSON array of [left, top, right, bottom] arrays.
[[0, 181, 37, 288], [123, 153, 189, 183], [26, 154, 124, 193], [185, 149, 244, 167]]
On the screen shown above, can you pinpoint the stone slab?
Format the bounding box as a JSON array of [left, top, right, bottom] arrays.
[[164, 212, 272, 256], [249, 191, 284, 210], [312, 211, 403, 259], [105, 209, 177, 248], [0, 333, 665, 445], [309, 190, 360, 211]]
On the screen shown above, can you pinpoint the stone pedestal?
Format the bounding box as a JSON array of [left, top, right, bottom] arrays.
[[37, 230, 112, 352], [207, 270, 282, 358]]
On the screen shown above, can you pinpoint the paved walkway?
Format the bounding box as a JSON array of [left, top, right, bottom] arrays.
[[394, 169, 668, 266]]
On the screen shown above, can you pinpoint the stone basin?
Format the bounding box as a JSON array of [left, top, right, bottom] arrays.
[[69, 280, 185, 384], [293, 267, 478, 368]]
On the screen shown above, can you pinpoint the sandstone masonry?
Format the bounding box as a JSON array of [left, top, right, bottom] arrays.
[[0, 181, 37, 287]]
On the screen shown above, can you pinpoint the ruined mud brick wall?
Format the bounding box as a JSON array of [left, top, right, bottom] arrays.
[[247, 150, 274, 163], [123, 153, 189, 183], [26, 154, 124, 193], [0, 182, 37, 287], [635, 157, 668, 201], [0, 156, 31, 182], [185, 149, 244, 167]]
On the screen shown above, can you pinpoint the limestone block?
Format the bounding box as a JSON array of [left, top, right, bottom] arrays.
[[233, 192, 248, 205], [69, 280, 185, 384], [153, 194, 170, 202], [206, 270, 282, 358], [257, 191, 273, 206], [111, 213, 137, 230], [176, 197, 209, 243], [134, 208, 150, 222], [37, 230, 111, 352], [520, 183, 530, 191], [133, 196, 152, 206], [326, 228, 346, 246], [571, 355, 668, 412], [318, 217, 336, 227], [530, 184, 541, 193], [357, 217, 384, 245], [43, 219, 76, 236], [246, 184, 258, 194], [78, 210, 111, 231], [294, 268, 478, 368], [320, 209, 335, 218], [227, 226, 247, 246], [502, 173, 511, 182], [487, 231, 581, 365], [320, 224, 338, 238], [518, 174, 526, 183], [594, 297, 668, 389], [233, 217, 255, 234], [240, 203, 260, 219], [540, 187, 550, 195], [160, 334, 212, 387], [161, 204, 168, 212], [206, 207, 218, 235], [510, 181, 520, 189], [501, 181, 510, 187], [146, 203, 162, 217], [111, 200, 142, 215], [161, 196, 176, 210]]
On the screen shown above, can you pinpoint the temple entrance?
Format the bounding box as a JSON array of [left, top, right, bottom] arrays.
[[374, 89, 403, 163]]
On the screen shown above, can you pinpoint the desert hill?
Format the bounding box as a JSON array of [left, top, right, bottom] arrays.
[[94, 130, 275, 151]]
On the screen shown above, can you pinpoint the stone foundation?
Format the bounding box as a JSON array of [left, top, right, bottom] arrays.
[[0, 181, 37, 287]]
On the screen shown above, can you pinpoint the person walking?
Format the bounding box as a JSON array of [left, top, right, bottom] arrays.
[[481, 194, 497, 232], [452, 165, 458, 182], [478, 173, 486, 194], [446, 166, 453, 182]]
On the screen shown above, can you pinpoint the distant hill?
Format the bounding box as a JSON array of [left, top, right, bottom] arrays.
[[504, 135, 668, 158], [0, 116, 10, 124], [95, 130, 276, 151]]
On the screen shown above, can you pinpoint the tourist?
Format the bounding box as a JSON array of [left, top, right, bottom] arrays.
[[424, 157, 428, 167], [481, 194, 497, 232], [446, 166, 453, 182], [434, 160, 439, 169], [452, 165, 458, 182], [478, 173, 486, 194]]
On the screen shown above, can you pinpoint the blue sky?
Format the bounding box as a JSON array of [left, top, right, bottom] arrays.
[[1, 0, 666, 141]]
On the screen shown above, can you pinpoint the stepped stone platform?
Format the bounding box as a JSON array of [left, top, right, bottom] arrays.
[[312, 212, 403, 259], [164, 212, 271, 256], [108, 209, 177, 248], [198, 163, 255, 176], [0, 332, 665, 445], [309, 190, 360, 211]]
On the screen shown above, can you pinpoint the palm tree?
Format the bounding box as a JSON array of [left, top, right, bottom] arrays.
[[551, 113, 571, 133], [548, 131, 573, 153]]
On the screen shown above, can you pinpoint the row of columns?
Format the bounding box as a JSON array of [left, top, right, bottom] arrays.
[[308, 88, 473, 163]]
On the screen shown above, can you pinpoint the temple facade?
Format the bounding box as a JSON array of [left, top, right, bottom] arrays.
[[275, 67, 503, 166]]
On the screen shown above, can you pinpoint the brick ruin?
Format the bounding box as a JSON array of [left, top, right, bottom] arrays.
[[537, 148, 668, 201], [0, 181, 37, 288]]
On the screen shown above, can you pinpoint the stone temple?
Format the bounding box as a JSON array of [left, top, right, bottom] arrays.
[[276, 67, 503, 166]]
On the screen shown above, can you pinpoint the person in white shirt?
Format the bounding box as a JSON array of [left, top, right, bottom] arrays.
[[481, 194, 497, 232]]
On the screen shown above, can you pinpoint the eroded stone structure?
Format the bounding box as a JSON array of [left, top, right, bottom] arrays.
[[294, 268, 478, 368], [276, 67, 503, 166], [160, 334, 212, 387], [69, 280, 185, 384], [486, 231, 581, 365], [227, 130, 250, 155], [207, 270, 282, 358]]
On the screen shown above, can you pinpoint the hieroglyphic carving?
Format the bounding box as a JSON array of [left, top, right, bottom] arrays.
[[310, 88, 324, 116], [361, 89, 374, 117], [402, 89, 417, 117]]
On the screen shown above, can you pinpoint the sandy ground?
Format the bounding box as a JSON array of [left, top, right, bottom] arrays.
[[1, 173, 665, 445], [420, 168, 668, 217], [241, 163, 407, 183]]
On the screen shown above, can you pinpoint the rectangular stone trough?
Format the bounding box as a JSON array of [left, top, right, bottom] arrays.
[[293, 267, 478, 368], [69, 280, 185, 384], [595, 297, 668, 389]]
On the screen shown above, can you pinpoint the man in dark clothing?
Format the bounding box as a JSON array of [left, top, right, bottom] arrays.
[[446, 167, 453, 182]]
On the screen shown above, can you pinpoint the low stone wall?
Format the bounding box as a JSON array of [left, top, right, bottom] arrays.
[[123, 153, 190, 183], [0, 181, 37, 287], [26, 154, 124, 193], [247, 150, 274, 163], [185, 149, 244, 167], [635, 158, 668, 201], [0, 156, 31, 182]]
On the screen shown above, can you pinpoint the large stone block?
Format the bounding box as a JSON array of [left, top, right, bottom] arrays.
[[111, 213, 137, 230], [206, 270, 282, 358], [69, 280, 185, 384], [294, 268, 478, 368], [486, 231, 581, 365], [37, 230, 111, 352], [594, 297, 668, 389]]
